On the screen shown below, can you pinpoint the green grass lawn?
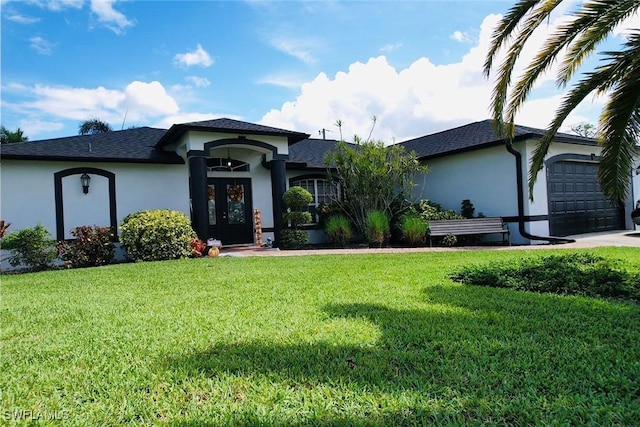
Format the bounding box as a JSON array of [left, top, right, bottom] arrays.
[[2, 248, 640, 425]]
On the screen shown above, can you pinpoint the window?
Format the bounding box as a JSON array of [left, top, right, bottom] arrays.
[[291, 178, 336, 224]]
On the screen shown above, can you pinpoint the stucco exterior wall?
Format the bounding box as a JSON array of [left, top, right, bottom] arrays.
[[415, 144, 525, 242], [0, 160, 189, 238]]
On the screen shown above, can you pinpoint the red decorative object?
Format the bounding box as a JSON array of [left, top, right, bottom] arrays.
[[190, 238, 207, 257]]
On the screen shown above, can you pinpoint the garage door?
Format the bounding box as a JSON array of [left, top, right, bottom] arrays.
[[547, 160, 623, 236]]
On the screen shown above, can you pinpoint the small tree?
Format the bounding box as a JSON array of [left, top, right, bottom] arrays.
[[325, 139, 427, 237], [280, 186, 313, 249], [0, 126, 28, 143], [78, 118, 112, 135]]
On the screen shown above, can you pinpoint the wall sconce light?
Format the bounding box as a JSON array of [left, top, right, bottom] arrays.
[[80, 173, 91, 194]]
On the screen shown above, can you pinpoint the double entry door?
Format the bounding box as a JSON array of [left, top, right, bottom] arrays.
[[206, 178, 253, 245]]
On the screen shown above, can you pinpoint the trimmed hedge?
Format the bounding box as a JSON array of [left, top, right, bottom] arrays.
[[120, 210, 195, 262]]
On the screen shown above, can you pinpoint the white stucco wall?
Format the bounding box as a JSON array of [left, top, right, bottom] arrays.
[[0, 160, 190, 239]]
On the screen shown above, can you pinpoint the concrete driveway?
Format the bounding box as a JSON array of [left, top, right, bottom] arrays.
[[562, 230, 640, 248]]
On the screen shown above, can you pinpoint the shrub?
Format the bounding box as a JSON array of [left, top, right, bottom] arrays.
[[190, 238, 206, 257], [1, 224, 57, 271], [281, 187, 312, 249], [120, 210, 195, 262], [279, 230, 308, 249], [450, 253, 640, 302], [282, 186, 313, 229], [325, 215, 353, 247], [460, 199, 475, 219], [366, 210, 390, 247], [414, 200, 462, 221], [400, 213, 428, 246], [441, 233, 458, 247], [57, 226, 115, 268]]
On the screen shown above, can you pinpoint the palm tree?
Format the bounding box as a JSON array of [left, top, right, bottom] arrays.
[[484, 0, 640, 203], [0, 126, 29, 143], [78, 118, 112, 135]]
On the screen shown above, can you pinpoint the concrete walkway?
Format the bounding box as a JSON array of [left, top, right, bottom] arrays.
[[221, 229, 640, 257]]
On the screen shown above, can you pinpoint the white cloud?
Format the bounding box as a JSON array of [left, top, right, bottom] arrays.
[[28, 0, 83, 11], [256, 72, 309, 89], [380, 42, 402, 53], [450, 31, 470, 43], [29, 36, 54, 55], [173, 44, 213, 68], [89, 0, 134, 35], [19, 119, 65, 137], [10, 81, 180, 129], [260, 13, 602, 143], [6, 13, 41, 24], [269, 36, 317, 64], [185, 76, 210, 88], [119, 81, 179, 120]]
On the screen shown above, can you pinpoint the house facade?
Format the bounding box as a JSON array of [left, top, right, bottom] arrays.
[[401, 120, 640, 244], [1, 118, 638, 254]]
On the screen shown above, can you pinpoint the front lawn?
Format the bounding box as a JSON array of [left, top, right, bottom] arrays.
[[2, 248, 639, 425]]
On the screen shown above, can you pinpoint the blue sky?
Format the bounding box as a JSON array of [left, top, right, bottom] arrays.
[[2, 0, 638, 142]]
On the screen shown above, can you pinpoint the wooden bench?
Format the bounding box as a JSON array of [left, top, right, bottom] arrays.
[[428, 217, 510, 246]]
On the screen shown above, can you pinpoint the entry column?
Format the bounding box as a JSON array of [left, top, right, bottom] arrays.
[[270, 158, 286, 247], [188, 151, 208, 240]]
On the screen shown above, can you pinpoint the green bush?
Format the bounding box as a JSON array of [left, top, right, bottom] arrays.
[[120, 210, 195, 262], [365, 210, 390, 247], [450, 253, 640, 302], [415, 200, 462, 221], [57, 226, 115, 268], [279, 230, 308, 249], [325, 215, 353, 247], [441, 233, 458, 247], [283, 186, 313, 209], [1, 224, 57, 271], [282, 186, 313, 229], [460, 199, 475, 219], [399, 213, 428, 246]]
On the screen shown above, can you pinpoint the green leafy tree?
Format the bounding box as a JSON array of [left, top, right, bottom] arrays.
[[570, 122, 597, 138], [78, 118, 112, 135], [325, 139, 427, 237], [0, 126, 28, 143], [485, 0, 640, 203]]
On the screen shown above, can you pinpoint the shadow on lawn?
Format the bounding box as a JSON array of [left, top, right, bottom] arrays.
[[168, 288, 639, 425]]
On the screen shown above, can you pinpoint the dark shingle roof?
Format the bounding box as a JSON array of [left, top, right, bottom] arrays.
[[156, 118, 310, 148], [0, 127, 184, 164], [399, 119, 597, 159], [288, 138, 342, 169]]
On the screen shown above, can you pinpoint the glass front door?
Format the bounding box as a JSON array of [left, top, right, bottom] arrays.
[[206, 178, 254, 245]]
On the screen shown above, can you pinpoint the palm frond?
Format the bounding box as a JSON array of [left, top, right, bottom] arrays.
[[489, 0, 563, 137], [558, 0, 640, 85], [597, 32, 640, 202], [484, 0, 541, 78]]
